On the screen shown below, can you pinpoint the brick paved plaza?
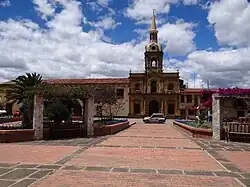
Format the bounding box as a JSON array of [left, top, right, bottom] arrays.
[[0, 120, 250, 186]]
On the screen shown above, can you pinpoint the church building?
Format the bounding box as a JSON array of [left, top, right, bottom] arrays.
[[128, 12, 181, 118], [0, 12, 204, 119]]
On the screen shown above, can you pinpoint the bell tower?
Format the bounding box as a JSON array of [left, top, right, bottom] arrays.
[[145, 10, 163, 73]]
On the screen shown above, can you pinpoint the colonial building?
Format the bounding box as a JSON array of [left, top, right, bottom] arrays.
[[0, 13, 206, 119], [128, 12, 181, 118]]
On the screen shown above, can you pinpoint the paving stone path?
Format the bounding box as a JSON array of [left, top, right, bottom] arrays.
[[0, 120, 250, 186]]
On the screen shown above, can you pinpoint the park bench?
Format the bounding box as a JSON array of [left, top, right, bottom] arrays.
[[225, 122, 250, 142]]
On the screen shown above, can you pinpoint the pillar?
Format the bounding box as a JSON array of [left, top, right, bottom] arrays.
[[165, 100, 168, 115], [143, 100, 146, 115], [130, 99, 134, 115], [84, 97, 94, 136], [140, 100, 143, 115], [161, 100, 164, 113], [33, 94, 44, 140], [212, 94, 223, 140]]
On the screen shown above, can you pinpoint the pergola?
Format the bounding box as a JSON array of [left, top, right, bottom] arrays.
[[212, 88, 250, 140], [32, 84, 97, 140]]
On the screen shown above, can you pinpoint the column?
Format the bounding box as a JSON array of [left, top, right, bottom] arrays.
[[184, 95, 187, 103], [212, 94, 223, 140], [140, 100, 143, 115], [185, 108, 188, 119], [130, 99, 134, 115], [84, 97, 94, 136], [143, 100, 146, 115], [175, 98, 178, 115], [161, 100, 164, 113], [165, 100, 168, 115], [33, 94, 44, 140]]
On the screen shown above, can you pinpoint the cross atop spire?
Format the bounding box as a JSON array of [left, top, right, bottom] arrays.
[[151, 9, 157, 30]]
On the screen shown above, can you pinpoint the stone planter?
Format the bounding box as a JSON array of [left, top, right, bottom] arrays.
[[94, 121, 130, 136], [173, 121, 212, 138]]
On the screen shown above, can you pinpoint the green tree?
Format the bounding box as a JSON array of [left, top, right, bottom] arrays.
[[6, 73, 42, 128], [44, 101, 70, 126], [94, 85, 117, 120]]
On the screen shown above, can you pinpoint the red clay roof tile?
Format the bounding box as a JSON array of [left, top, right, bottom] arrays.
[[42, 78, 129, 85]]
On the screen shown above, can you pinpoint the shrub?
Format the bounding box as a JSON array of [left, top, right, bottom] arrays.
[[44, 102, 70, 126]]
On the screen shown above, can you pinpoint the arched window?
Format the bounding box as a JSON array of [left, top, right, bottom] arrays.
[[151, 57, 157, 67], [168, 83, 174, 90], [151, 80, 157, 93]]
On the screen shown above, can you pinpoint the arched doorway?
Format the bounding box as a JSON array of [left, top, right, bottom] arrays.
[[149, 100, 159, 115], [73, 103, 82, 116]]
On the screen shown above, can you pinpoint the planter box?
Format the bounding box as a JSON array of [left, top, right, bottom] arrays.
[[173, 121, 212, 138], [0, 129, 34, 143], [0, 117, 22, 124], [94, 121, 130, 136]]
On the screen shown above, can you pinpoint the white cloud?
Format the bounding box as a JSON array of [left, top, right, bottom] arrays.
[[87, 0, 115, 16], [89, 16, 121, 30], [172, 47, 250, 88], [0, 0, 146, 83], [32, 0, 55, 20], [0, 0, 10, 7], [125, 0, 198, 22], [208, 0, 250, 47], [97, 0, 112, 6], [125, 0, 172, 21], [158, 20, 196, 56], [183, 0, 198, 5]]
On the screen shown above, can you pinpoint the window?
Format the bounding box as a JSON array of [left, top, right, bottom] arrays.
[[168, 83, 174, 90], [237, 110, 245, 117], [135, 83, 140, 91], [168, 104, 175, 114], [116, 89, 124, 99], [188, 109, 195, 116], [181, 95, 185, 103], [151, 80, 157, 93], [134, 103, 140, 114], [187, 95, 192, 103], [151, 57, 157, 67], [194, 96, 199, 106], [151, 114, 164, 118]]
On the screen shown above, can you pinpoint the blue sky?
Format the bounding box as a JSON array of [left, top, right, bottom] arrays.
[[0, 0, 250, 88]]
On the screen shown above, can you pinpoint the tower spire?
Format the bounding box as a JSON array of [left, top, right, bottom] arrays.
[[149, 9, 158, 43], [151, 9, 157, 30]]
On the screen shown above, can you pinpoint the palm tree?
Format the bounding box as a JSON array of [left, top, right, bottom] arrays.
[[6, 73, 42, 128]]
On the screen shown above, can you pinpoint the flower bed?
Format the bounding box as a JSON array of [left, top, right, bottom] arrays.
[[173, 120, 212, 138], [94, 120, 131, 136], [0, 129, 34, 143]]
